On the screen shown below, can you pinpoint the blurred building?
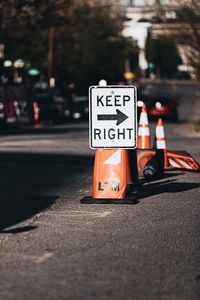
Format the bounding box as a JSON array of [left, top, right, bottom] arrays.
[[116, 0, 178, 23], [113, 0, 195, 77]]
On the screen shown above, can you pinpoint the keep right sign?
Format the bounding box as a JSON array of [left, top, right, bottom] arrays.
[[89, 85, 137, 149]]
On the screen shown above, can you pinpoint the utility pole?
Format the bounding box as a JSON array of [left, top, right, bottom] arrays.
[[47, 26, 55, 87]]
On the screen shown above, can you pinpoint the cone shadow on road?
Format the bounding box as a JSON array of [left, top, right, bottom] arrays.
[[140, 171, 185, 184], [0, 195, 58, 232], [0, 151, 93, 231], [0, 225, 38, 234], [135, 179, 200, 201]]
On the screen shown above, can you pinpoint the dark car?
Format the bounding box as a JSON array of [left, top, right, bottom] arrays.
[[64, 96, 89, 121], [138, 93, 179, 121], [32, 89, 65, 123], [172, 71, 192, 80], [0, 84, 33, 127]]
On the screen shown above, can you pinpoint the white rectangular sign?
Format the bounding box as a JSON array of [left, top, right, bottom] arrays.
[[89, 85, 137, 149]]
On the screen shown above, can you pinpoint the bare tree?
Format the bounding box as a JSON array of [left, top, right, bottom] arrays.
[[156, 0, 200, 77], [176, 0, 200, 77]]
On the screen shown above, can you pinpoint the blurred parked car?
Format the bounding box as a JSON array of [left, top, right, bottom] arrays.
[[32, 88, 65, 123], [138, 88, 179, 121], [64, 95, 89, 121], [172, 71, 192, 80], [138, 83, 179, 122], [0, 84, 33, 127]]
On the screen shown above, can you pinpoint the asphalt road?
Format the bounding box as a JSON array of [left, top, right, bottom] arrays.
[[0, 82, 200, 300]]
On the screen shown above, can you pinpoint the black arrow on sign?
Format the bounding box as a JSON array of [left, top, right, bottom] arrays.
[[97, 109, 128, 126]]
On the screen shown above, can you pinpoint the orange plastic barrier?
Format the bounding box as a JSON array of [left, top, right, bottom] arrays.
[[167, 150, 200, 172]]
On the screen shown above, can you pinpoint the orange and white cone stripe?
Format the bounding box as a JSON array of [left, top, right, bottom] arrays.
[[137, 104, 151, 149], [104, 149, 121, 165], [155, 118, 170, 169], [92, 149, 130, 199], [155, 118, 166, 149]]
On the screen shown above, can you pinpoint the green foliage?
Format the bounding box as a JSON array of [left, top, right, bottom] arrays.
[[146, 37, 181, 78], [175, 4, 200, 79], [0, 0, 138, 92]]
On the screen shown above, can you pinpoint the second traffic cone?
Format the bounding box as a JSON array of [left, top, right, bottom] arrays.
[[138, 118, 167, 179], [81, 149, 136, 204], [154, 118, 169, 169], [137, 104, 152, 175], [137, 104, 151, 150]]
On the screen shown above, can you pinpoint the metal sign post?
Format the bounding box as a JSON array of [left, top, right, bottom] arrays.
[[89, 85, 137, 149]]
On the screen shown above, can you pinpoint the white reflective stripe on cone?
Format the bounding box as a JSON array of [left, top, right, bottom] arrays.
[[156, 126, 165, 138], [104, 150, 121, 165], [139, 112, 148, 124], [157, 140, 166, 149], [138, 127, 150, 136]]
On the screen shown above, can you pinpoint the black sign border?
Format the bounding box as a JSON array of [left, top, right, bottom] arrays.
[[89, 85, 137, 150]]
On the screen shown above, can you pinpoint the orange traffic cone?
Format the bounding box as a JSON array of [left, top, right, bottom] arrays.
[[137, 104, 152, 175], [81, 149, 136, 204], [154, 118, 169, 169], [137, 104, 151, 150], [167, 150, 200, 172], [32, 101, 42, 128]]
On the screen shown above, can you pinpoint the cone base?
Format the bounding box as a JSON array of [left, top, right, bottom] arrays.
[[81, 196, 137, 205]]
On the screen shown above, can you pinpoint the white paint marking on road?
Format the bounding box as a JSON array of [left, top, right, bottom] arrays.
[[34, 252, 54, 263], [0, 251, 54, 264], [34, 221, 56, 227], [43, 210, 112, 218], [97, 211, 112, 217]]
